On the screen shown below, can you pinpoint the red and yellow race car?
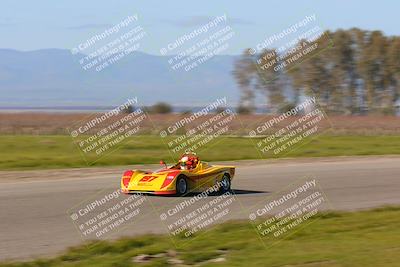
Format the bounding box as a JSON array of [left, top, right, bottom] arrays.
[[121, 153, 235, 196]]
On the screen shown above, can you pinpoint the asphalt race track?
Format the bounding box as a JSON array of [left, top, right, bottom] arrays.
[[1, 156, 400, 261]]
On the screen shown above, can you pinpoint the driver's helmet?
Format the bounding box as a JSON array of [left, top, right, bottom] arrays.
[[179, 153, 199, 170]]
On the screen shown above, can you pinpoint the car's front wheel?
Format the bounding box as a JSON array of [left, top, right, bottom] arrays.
[[176, 176, 188, 196], [218, 174, 231, 194]]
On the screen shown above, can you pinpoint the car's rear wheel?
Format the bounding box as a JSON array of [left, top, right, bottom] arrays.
[[219, 174, 231, 194], [176, 176, 188, 196]]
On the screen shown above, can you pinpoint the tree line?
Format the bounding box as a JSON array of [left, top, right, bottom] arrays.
[[233, 28, 400, 115]]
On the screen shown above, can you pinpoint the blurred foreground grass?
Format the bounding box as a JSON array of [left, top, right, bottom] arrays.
[[1, 206, 400, 267], [0, 135, 400, 170]]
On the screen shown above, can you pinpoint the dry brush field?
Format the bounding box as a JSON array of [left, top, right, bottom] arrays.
[[0, 112, 399, 135]]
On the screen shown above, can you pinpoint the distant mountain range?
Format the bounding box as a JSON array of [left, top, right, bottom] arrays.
[[0, 49, 241, 109]]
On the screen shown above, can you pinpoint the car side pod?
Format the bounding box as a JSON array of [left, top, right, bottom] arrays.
[[160, 170, 181, 189]]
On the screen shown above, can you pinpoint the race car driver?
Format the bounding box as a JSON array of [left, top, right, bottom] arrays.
[[179, 154, 198, 170]]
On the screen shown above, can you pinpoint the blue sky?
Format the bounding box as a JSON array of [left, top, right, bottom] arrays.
[[0, 0, 398, 55]]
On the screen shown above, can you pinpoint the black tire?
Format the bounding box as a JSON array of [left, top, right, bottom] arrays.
[[218, 174, 231, 194], [176, 176, 188, 196]]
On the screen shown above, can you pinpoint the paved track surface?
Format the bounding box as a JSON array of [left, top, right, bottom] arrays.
[[1, 156, 400, 261]]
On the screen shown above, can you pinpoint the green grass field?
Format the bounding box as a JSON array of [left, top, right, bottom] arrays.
[[1, 207, 399, 267], [0, 135, 400, 170]]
